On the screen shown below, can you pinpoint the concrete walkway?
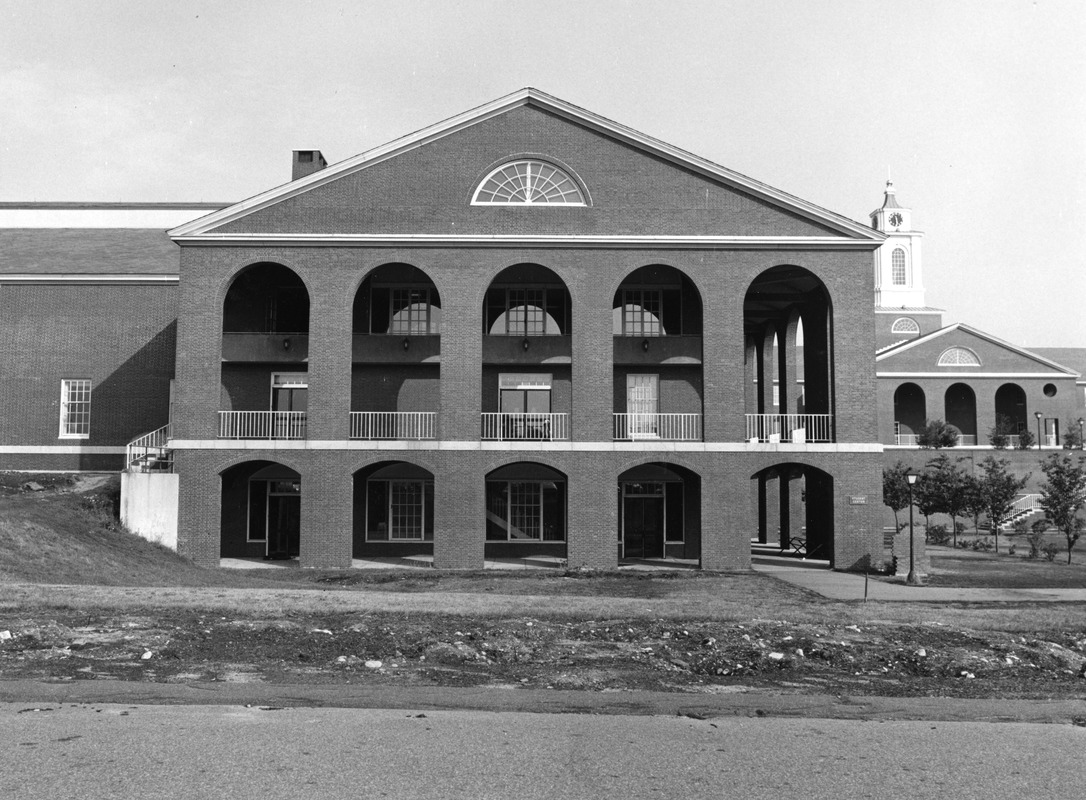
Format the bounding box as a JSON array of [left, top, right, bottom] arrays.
[[753, 556, 1086, 602]]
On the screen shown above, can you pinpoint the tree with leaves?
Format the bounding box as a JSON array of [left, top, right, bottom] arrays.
[[926, 454, 968, 547], [988, 414, 1016, 450], [914, 470, 943, 533], [1037, 453, 1086, 564], [882, 461, 912, 534], [962, 473, 987, 535], [979, 456, 1029, 554], [917, 419, 959, 449], [1063, 420, 1085, 450]]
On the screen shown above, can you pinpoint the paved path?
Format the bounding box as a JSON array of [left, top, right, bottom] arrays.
[[3, 701, 1084, 800], [753, 558, 1086, 602]]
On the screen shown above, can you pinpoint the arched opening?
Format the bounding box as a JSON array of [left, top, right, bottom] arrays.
[[751, 463, 834, 566], [893, 383, 926, 444], [481, 265, 572, 441], [220, 461, 301, 561], [612, 265, 703, 442], [353, 461, 435, 560], [945, 383, 978, 445], [351, 264, 441, 440], [484, 462, 567, 561], [220, 264, 310, 440], [617, 463, 701, 564], [995, 383, 1028, 440], [743, 266, 834, 442]]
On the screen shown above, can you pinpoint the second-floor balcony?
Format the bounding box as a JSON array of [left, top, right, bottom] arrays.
[[350, 411, 436, 440], [481, 412, 569, 442], [746, 413, 833, 443], [613, 413, 702, 441], [219, 411, 307, 440]]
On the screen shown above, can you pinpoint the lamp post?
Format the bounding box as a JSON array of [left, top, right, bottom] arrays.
[[906, 472, 921, 586], [1078, 418, 1084, 451], [1035, 411, 1043, 450]]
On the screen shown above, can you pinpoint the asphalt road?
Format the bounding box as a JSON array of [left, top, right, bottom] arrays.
[[3, 702, 1084, 800]]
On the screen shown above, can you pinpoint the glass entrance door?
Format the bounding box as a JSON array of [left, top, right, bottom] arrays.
[[265, 480, 301, 558], [621, 482, 665, 559], [627, 374, 659, 438]]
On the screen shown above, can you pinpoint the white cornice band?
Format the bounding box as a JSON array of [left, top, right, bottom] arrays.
[[172, 233, 880, 250], [0, 274, 179, 285], [169, 439, 884, 453]]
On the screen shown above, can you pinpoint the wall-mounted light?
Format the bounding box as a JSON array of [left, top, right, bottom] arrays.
[[1035, 411, 1043, 450], [402, 337, 410, 352], [522, 337, 530, 352], [282, 337, 292, 352], [642, 338, 650, 352]]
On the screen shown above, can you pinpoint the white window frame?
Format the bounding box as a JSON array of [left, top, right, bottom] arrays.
[[365, 479, 432, 542], [472, 160, 586, 206], [891, 248, 908, 286], [891, 317, 920, 335], [379, 284, 440, 335], [59, 379, 92, 439], [485, 480, 565, 542], [937, 347, 981, 367]]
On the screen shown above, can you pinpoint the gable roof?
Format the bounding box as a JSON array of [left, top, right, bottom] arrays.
[[876, 322, 1079, 376], [1031, 348, 1086, 381], [169, 88, 884, 244]]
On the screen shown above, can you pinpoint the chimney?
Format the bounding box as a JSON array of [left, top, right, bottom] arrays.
[[292, 150, 327, 181]]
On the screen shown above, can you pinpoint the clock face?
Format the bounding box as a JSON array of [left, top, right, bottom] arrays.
[[889, 212, 903, 227]]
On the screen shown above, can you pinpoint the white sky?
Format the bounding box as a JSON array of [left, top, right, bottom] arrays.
[[2, 0, 1083, 347]]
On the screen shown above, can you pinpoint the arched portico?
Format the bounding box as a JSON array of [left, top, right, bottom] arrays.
[[893, 383, 926, 444], [220, 460, 301, 560], [484, 461, 568, 561], [353, 461, 435, 559], [743, 266, 834, 443], [751, 463, 834, 566], [994, 383, 1028, 438], [617, 462, 701, 564], [945, 383, 978, 444]]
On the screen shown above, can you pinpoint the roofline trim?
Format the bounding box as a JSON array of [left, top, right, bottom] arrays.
[[0, 273, 179, 285], [169, 233, 881, 251], [169, 88, 884, 241], [877, 372, 1079, 379]]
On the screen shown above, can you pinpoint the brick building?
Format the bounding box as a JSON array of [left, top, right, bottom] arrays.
[[14, 89, 1075, 573]]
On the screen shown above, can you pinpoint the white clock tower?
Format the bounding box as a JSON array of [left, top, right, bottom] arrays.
[[871, 180, 926, 308]]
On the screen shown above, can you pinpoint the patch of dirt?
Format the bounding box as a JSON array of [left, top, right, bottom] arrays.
[[2, 610, 1084, 699]]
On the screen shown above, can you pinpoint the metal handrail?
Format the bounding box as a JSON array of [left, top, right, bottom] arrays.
[[746, 413, 833, 443], [481, 412, 569, 441], [350, 411, 436, 440], [613, 413, 701, 441], [218, 411, 307, 440], [125, 423, 173, 472]]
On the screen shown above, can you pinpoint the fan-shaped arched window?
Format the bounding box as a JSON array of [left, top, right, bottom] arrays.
[[891, 248, 908, 285], [891, 317, 920, 335], [473, 160, 585, 205], [937, 347, 981, 367]]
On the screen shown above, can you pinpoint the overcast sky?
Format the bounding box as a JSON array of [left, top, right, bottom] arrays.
[[2, 0, 1083, 347]]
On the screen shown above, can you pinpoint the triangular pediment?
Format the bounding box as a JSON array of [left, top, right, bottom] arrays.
[[876, 323, 1079, 376], [170, 88, 882, 246]]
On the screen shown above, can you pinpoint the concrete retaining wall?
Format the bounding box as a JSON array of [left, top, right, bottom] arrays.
[[121, 472, 179, 550]]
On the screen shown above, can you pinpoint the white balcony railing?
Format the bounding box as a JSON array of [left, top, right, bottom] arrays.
[[613, 413, 702, 441], [895, 433, 920, 446], [126, 423, 173, 472], [746, 413, 833, 443], [350, 411, 436, 440], [481, 413, 569, 441], [956, 434, 978, 446], [219, 411, 307, 440]]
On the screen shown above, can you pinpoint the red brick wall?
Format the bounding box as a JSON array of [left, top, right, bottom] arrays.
[[0, 283, 176, 467]]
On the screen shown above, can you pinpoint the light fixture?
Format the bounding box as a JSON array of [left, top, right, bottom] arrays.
[[282, 337, 292, 352], [642, 338, 650, 352], [905, 472, 921, 586], [402, 337, 410, 352], [1078, 418, 1084, 450], [1035, 411, 1043, 450], [522, 337, 530, 352]]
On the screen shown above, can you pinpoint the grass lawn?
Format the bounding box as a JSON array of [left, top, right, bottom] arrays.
[[925, 544, 1086, 590]]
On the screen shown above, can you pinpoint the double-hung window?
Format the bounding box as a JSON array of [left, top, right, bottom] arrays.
[[484, 286, 568, 335], [59, 379, 92, 439], [367, 286, 441, 335], [365, 480, 435, 541], [485, 480, 566, 541]]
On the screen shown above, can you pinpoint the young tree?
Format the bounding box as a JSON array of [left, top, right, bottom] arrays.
[[1062, 419, 1085, 450], [1015, 429, 1035, 451], [927, 454, 968, 547], [962, 473, 987, 535], [914, 469, 943, 533], [882, 461, 912, 534], [979, 456, 1029, 554], [917, 419, 959, 449], [1037, 453, 1086, 564], [988, 414, 1015, 450]]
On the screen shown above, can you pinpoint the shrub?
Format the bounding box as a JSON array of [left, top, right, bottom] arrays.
[[1015, 429, 1035, 450], [1008, 544, 1016, 556], [1042, 543, 1059, 562], [925, 524, 950, 545], [971, 537, 994, 552], [1026, 531, 1046, 560]]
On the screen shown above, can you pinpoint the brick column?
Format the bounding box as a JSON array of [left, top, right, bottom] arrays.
[[300, 460, 352, 569], [834, 455, 888, 572], [173, 248, 225, 440], [175, 450, 220, 567], [702, 460, 751, 570], [570, 286, 613, 442], [433, 455, 484, 569], [567, 459, 618, 569], [439, 275, 482, 442], [305, 269, 353, 441]]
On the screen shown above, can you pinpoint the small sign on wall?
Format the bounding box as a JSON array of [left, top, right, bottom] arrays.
[[849, 496, 867, 505]]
